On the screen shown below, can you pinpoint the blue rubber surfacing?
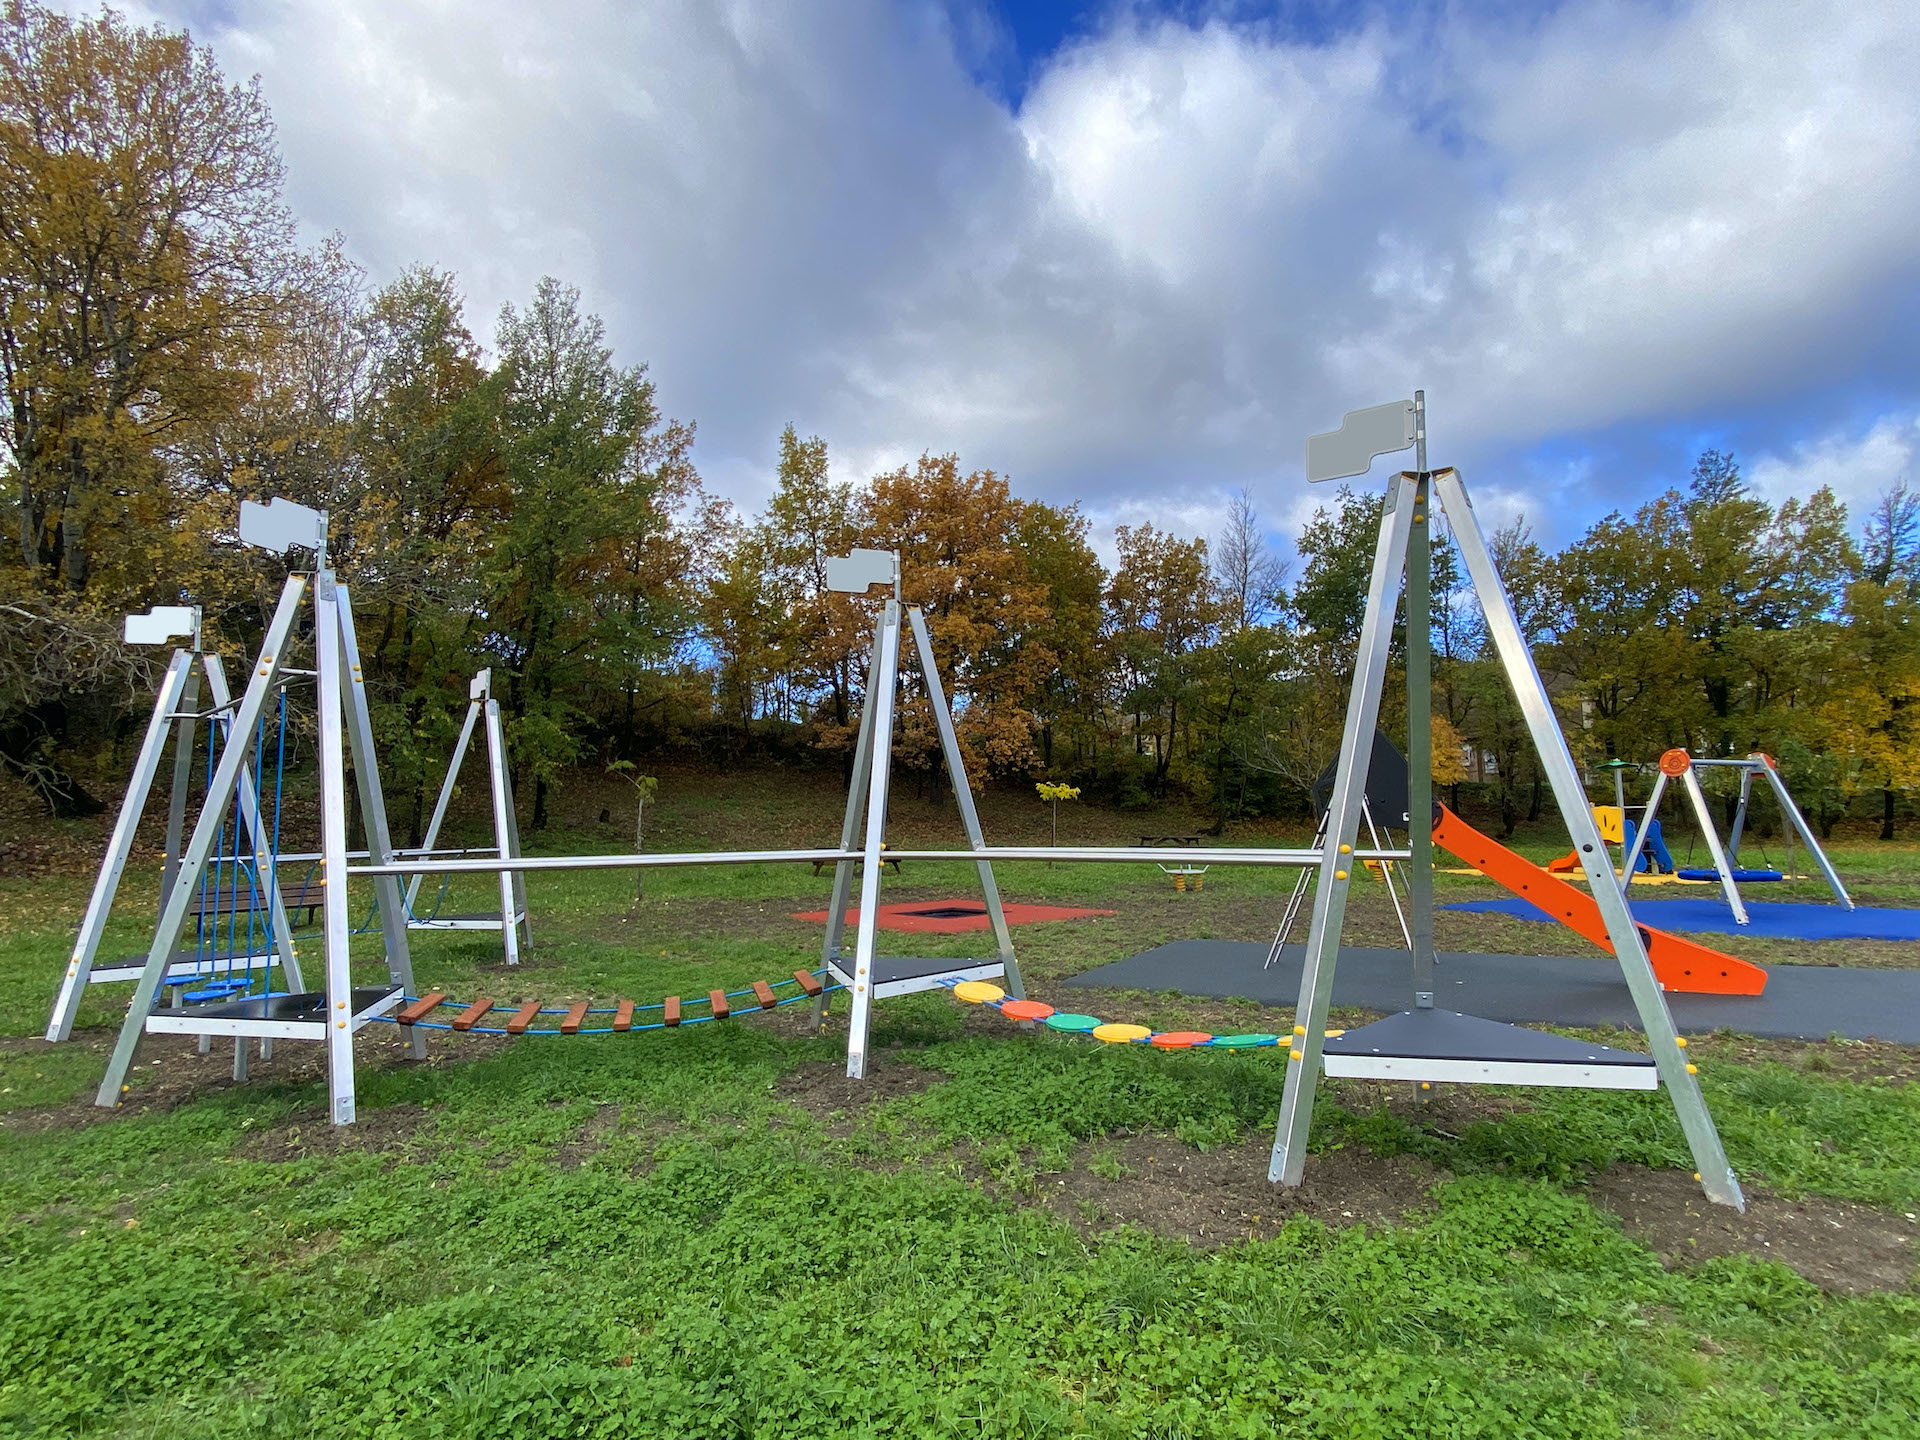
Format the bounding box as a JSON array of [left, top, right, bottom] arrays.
[[1443, 897, 1920, 942]]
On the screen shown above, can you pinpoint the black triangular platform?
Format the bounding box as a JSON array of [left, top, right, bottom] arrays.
[[1322, 1008, 1658, 1089]]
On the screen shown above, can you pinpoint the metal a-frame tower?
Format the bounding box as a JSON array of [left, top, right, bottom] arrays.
[[1267, 396, 1744, 1210], [404, 668, 532, 965], [811, 548, 1028, 1078], [91, 498, 425, 1122], [46, 605, 304, 1043]]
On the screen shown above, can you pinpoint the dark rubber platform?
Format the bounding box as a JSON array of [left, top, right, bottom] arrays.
[[1065, 941, 1920, 1043], [1327, 1008, 1655, 1068], [187, 986, 403, 1021], [1444, 896, 1920, 942]]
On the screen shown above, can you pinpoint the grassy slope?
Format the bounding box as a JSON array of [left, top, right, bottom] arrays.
[[1, 766, 1918, 1437]]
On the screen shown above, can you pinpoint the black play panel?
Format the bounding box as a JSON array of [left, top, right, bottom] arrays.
[[1326, 1008, 1655, 1069], [1065, 940, 1920, 1044], [188, 986, 403, 1022]]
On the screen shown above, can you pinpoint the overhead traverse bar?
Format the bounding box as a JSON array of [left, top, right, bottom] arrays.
[[346, 844, 1402, 878]]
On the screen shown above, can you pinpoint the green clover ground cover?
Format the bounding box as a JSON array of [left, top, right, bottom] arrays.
[[3, 1005, 1919, 1439]]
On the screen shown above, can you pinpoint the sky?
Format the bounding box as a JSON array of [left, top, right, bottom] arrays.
[[112, 0, 1920, 564]]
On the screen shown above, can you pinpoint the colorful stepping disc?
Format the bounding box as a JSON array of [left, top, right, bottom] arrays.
[[1149, 1031, 1213, 1049], [1001, 999, 1054, 1021], [1209, 1033, 1280, 1048], [1044, 1012, 1100, 1032], [953, 981, 1005, 1004], [1091, 1022, 1151, 1044]]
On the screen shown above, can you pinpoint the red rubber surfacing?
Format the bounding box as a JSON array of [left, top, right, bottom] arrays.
[[790, 898, 1114, 934]]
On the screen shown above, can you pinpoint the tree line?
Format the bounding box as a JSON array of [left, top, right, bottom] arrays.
[[3, 4, 1916, 844]]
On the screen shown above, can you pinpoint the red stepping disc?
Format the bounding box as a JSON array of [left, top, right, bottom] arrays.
[[1149, 1031, 1213, 1049], [1000, 999, 1055, 1022]]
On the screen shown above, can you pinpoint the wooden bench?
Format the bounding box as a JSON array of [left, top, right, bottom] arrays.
[[1139, 834, 1203, 848], [188, 877, 325, 926], [811, 856, 903, 877]]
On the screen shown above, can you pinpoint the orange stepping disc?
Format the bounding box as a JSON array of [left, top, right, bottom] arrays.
[[1000, 999, 1054, 1022], [1149, 1031, 1214, 1049]]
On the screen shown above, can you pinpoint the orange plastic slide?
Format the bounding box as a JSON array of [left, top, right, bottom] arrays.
[[1432, 806, 1766, 996]]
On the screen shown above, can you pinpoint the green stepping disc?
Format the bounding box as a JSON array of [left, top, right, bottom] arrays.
[[1044, 1012, 1100, 1032], [1210, 1033, 1280, 1048]]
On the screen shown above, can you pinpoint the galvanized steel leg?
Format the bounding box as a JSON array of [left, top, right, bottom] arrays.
[[313, 574, 363, 1120], [1680, 766, 1748, 924], [48, 651, 195, 1042], [845, 601, 902, 1079], [1269, 470, 1419, 1184], [818, 614, 887, 1030], [482, 698, 523, 967], [406, 697, 481, 916], [334, 590, 427, 1060], [1760, 761, 1852, 908], [905, 607, 1024, 999], [1619, 773, 1667, 886]]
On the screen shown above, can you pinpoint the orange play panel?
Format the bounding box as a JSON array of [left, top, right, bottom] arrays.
[[1432, 806, 1766, 996], [791, 899, 1114, 934]]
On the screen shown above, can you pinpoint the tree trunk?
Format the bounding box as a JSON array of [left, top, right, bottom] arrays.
[[1882, 788, 1896, 842], [534, 776, 550, 830]]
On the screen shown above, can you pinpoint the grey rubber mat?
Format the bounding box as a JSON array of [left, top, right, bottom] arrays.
[[1064, 941, 1920, 1043]]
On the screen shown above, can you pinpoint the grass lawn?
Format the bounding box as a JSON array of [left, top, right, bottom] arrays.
[[3, 765, 1918, 1437]]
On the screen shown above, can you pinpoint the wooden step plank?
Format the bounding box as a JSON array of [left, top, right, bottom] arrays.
[[505, 1001, 542, 1036], [792, 969, 824, 997], [451, 996, 495, 1032], [664, 996, 682, 1027], [752, 981, 778, 1010], [396, 991, 445, 1026], [560, 1002, 590, 1035], [708, 988, 730, 1020], [613, 999, 635, 1032]]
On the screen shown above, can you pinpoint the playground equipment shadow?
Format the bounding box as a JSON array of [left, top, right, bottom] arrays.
[[1066, 941, 1920, 1044]]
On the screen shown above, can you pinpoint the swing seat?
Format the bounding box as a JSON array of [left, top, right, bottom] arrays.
[[1676, 867, 1782, 883]]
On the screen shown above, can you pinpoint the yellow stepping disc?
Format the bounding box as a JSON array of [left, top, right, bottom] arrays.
[[1091, 1023, 1151, 1044], [953, 981, 1005, 1004]]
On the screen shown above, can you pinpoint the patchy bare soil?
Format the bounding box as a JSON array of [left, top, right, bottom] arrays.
[[776, 1057, 949, 1129], [0, 1024, 496, 1136], [1588, 1165, 1918, 1295], [234, 1100, 435, 1162], [1042, 1133, 1441, 1245]]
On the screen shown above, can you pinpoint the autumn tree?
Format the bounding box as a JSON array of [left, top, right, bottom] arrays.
[[1108, 523, 1220, 797], [861, 454, 1052, 781], [0, 2, 296, 601]]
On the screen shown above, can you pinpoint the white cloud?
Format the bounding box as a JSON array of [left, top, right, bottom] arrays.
[[1750, 414, 1920, 515], [105, 0, 1920, 538]]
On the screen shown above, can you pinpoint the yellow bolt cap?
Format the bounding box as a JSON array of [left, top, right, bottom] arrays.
[[1686, 1064, 1698, 1074], [1334, 869, 1348, 880], [1339, 843, 1351, 854]]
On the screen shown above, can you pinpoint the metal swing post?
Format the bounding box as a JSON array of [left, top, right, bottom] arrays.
[[1406, 392, 1437, 1009], [47, 651, 197, 1042], [1678, 762, 1749, 924], [483, 694, 532, 962], [405, 677, 484, 917], [817, 614, 889, 1030], [333, 587, 427, 1060], [1433, 467, 1742, 1209], [844, 598, 903, 1080], [906, 606, 1025, 1000], [1757, 759, 1853, 908], [1269, 469, 1420, 1183]]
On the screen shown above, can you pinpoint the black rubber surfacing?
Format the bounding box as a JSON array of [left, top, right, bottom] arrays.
[[1065, 941, 1920, 1044]]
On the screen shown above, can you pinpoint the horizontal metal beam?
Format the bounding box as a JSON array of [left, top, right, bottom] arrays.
[[888, 846, 1408, 865], [350, 848, 859, 877], [349, 844, 1406, 878]]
